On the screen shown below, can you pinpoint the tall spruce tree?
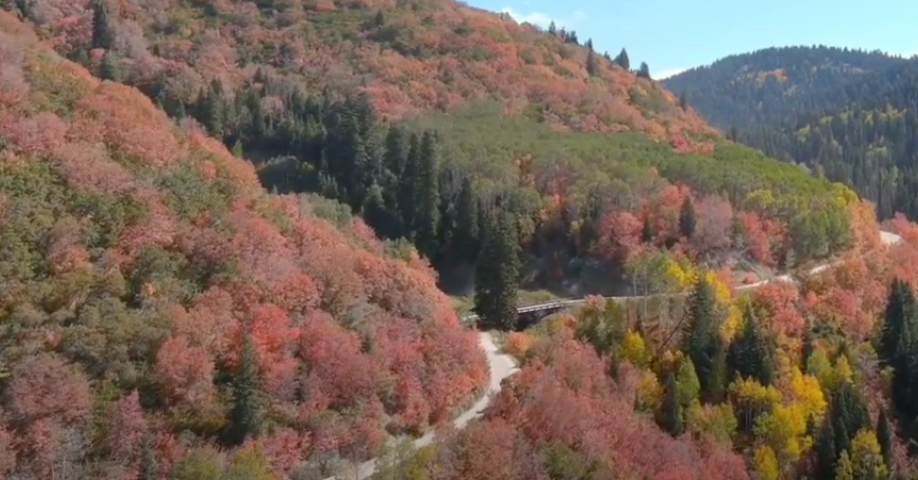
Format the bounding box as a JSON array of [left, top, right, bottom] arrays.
[[474, 211, 521, 330], [454, 176, 481, 264], [99, 51, 123, 82], [816, 416, 838, 480], [876, 410, 892, 470], [613, 48, 630, 70], [637, 62, 651, 79], [414, 131, 441, 259], [881, 278, 917, 366], [660, 371, 684, 436], [91, 0, 114, 50], [683, 274, 723, 402], [729, 303, 774, 385], [397, 133, 422, 238], [227, 331, 266, 445]]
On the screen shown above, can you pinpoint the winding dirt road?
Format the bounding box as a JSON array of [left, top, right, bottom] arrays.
[[323, 229, 903, 480]]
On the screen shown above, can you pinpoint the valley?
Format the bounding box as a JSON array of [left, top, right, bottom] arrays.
[[2, 1, 918, 480]]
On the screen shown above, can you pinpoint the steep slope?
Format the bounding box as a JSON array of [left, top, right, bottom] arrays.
[[0, 11, 487, 479], [744, 59, 918, 221], [663, 45, 907, 131], [1, 0, 873, 300], [4, 0, 712, 138]]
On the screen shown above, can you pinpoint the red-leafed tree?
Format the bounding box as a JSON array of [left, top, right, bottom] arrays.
[[153, 335, 217, 417], [8, 355, 92, 428]]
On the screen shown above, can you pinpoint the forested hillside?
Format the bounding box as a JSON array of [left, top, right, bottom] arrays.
[[663, 46, 906, 132], [2, 0, 711, 137], [8, 1, 918, 480], [666, 46, 918, 221], [0, 12, 487, 479]]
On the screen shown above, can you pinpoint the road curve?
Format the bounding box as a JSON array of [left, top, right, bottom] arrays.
[[322, 229, 903, 479]]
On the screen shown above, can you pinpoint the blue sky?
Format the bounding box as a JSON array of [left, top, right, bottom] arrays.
[[467, 0, 918, 78]]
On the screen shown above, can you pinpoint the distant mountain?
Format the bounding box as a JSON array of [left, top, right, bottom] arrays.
[[666, 45, 918, 220], [663, 45, 908, 131]]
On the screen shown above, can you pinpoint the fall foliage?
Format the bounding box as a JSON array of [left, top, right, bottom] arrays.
[[0, 13, 487, 478]]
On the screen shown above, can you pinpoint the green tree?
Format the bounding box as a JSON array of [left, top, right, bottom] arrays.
[[397, 133, 422, 238], [660, 371, 684, 436], [880, 278, 916, 366], [679, 90, 688, 110], [679, 196, 696, 239], [99, 51, 123, 82], [641, 216, 653, 243], [614, 48, 630, 70], [637, 62, 651, 79], [227, 331, 266, 445], [816, 416, 838, 480], [91, 0, 114, 50], [414, 131, 440, 258], [474, 212, 521, 331], [729, 302, 774, 385], [682, 274, 724, 402], [876, 410, 892, 472], [676, 358, 701, 409], [586, 49, 599, 77], [454, 176, 481, 263]]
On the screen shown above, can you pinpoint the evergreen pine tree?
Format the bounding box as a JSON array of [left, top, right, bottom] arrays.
[[227, 331, 266, 445], [679, 90, 688, 110], [816, 417, 838, 480], [802, 327, 815, 373], [586, 50, 598, 77], [881, 278, 916, 366], [414, 131, 441, 259], [679, 196, 696, 239], [91, 0, 114, 50], [398, 133, 421, 238], [547, 20, 556, 35], [613, 48, 630, 70], [876, 410, 892, 470], [99, 51, 123, 82], [637, 62, 651, 79], [641, 216, 653, 243], [455, 176, 481, 264], [474, 211, 520, 331], [682, 274, 721, 402], [660, 372, 684, 436], [729, 303, 774, 385]]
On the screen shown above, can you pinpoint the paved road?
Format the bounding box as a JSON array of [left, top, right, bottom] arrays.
[[322, 229, 903, 479]]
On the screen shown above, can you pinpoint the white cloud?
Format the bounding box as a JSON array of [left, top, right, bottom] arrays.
[[654, 67, 688, 80], [500, 7, 558, 29]]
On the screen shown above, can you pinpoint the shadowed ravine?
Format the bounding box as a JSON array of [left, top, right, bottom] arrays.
[[323, 230, 903, 480]]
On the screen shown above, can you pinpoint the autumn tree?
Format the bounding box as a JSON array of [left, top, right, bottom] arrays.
[[227, 331, 266, 445], [474, 211, 520, 330], [728, 303, 774, 386], [683, 274, 726, 402]]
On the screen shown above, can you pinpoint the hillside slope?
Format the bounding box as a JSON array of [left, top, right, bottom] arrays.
[[4, 0, 712, 138], [663, 45, 907, 131], [0, 11, 487, 479]]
